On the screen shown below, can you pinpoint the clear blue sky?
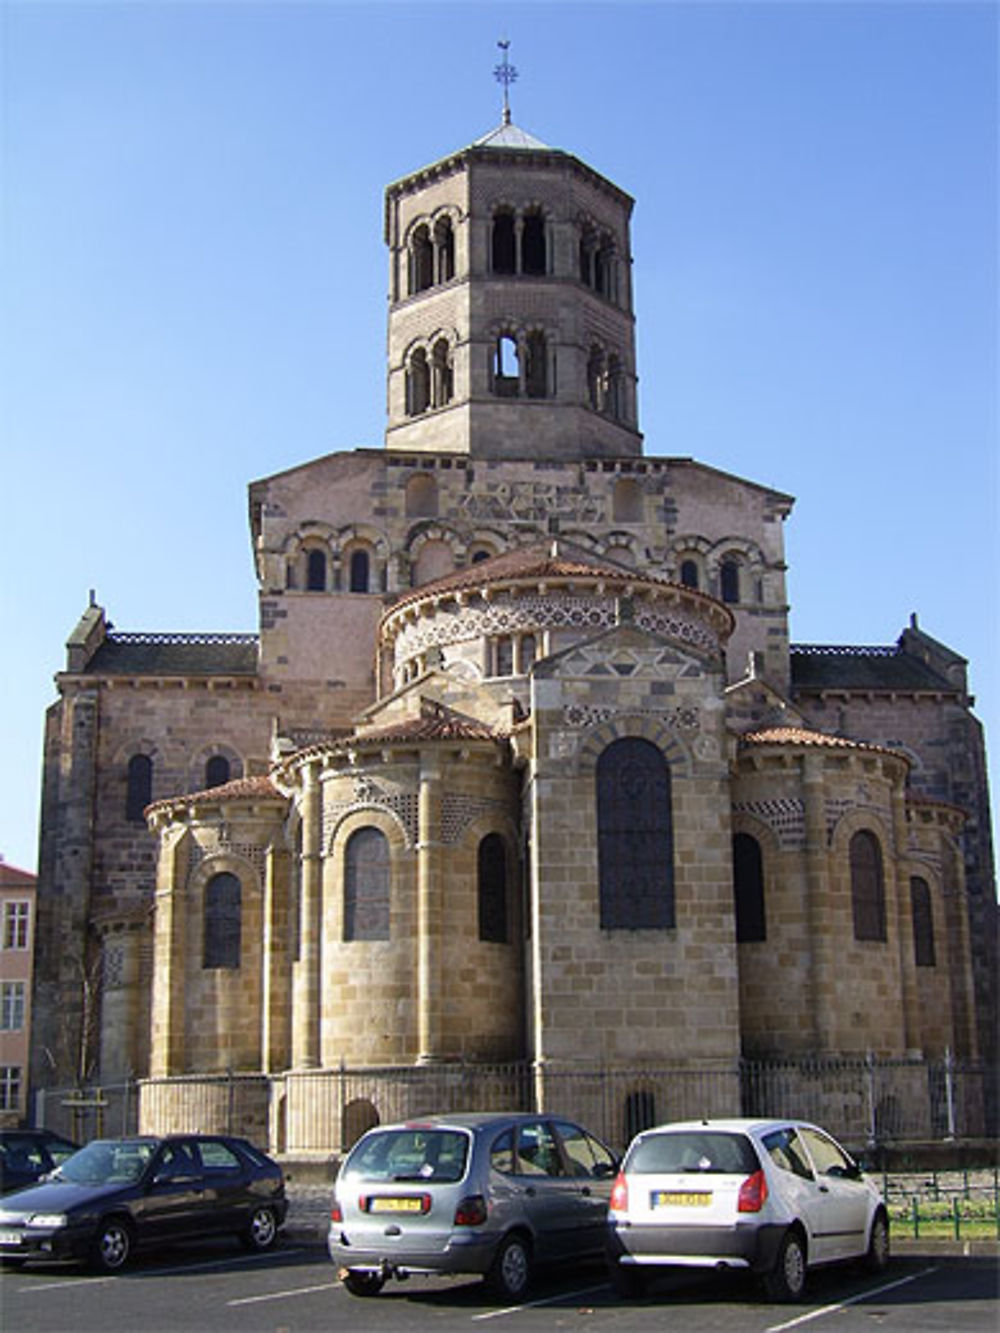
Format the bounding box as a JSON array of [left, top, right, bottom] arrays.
[[1, 1, 997, 877]]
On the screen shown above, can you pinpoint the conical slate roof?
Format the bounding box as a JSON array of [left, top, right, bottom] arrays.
[[472, 120, 551, 150]]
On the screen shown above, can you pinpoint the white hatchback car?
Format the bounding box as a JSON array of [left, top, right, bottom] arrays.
[[606, 1117, 888, 1302]]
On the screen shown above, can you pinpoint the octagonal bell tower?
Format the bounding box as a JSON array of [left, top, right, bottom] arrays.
[[384, 111, 642, 460]]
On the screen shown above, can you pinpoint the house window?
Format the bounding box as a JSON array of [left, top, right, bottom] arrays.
[[205, 755, 230, 789], [204, 872, 241, 969], [679, 559, 699, 590], [493, 636, 514, 676], [493, 334, 520, 397], [349, 549, 370, 593], [344, 827, 390, 941], [478, 833, 508, 943], [0, 982, 25, 1031], [519, 634, 537, 672], [432, 339, 453, 407], [306, 549, 327, 591], [720, 559, 740, 604], [0, 1067, 21, 1111], [597, 737, 674, 930], [911, 876, 936, 967], [524, 331, 547, 398], [732, 833, 766, 942], [3, 902, 30, 950], [850, 831, 886, 942], [126, 753, 153, 822]]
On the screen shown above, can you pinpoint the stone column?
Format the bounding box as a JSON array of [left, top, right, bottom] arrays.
[[149, 829, 189, 1077], [891, 784, 922, 1055], [416, 754, 443, 1063], [292, 762, 321, 1067], [803, 755, 836, 1050], [261, 843, 291, 1073]]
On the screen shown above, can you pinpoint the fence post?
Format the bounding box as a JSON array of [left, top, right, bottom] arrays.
[[865, 1050, 877, 1147], [943, 1047, 956, 1140], [227, 1067, 235, 1134]]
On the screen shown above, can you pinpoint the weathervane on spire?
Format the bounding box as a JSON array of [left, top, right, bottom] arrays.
[[494, 39, 518, 125]]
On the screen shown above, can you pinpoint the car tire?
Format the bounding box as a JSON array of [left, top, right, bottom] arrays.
[[609, 1261, 646, 1298], [341, 1268, 386, 1297], [485, 1232, 531, 1301], [90, 1217, 134, 1273], [863, 1209, 890, 1274], [762, 1228, 807, 1303], [240, 1205, 278, 1252]]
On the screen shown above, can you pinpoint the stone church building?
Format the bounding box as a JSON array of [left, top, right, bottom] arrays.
[[31, 111, 996, 1148]]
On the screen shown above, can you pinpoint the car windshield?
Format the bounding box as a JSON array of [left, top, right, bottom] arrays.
[[57, 1140, 156, 1185], [345, 1128, 469, 1183], [627, 1131, 759, 1175]]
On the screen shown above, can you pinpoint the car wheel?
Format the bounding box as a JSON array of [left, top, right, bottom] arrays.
[[609, 1261, 646, 1298], [762, 1229, 807, 1303], [863, 1210, 890, 1273], [240, 1205, 278, 1252], [341, 1268, 386, 1297], [485, 1233, 531, 1301], [90, 1217, 134, 1273]]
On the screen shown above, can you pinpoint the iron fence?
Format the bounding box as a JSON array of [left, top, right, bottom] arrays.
[[29, 1053, 994, 1159]]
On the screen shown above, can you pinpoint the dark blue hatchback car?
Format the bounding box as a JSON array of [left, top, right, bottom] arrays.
[[0, 1133, 287, 1271]]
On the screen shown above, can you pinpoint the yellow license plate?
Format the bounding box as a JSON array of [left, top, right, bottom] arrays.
[[369, 1196, 425, 1213], [652, 1191, 711, 1207]]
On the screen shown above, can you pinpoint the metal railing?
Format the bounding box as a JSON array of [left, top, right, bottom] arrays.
[[29, 1053, 994, 1159]]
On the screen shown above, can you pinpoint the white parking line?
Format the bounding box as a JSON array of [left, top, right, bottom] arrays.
[[471, 1281, 608, 1320], [12, 1246, 306, 1292], [764, 1266, 940, 1332], [228, 1280, 341, 1305]]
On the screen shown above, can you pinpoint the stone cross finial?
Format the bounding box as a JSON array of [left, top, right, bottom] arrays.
[[494, 39, 518, 125]]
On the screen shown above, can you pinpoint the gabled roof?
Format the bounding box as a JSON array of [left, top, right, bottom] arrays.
[[790, 645, 956, 694], [80, 633, 259, 678], [145, 775, 283, 818]]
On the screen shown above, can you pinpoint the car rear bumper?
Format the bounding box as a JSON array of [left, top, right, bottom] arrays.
[[606, 1220, 786, 1274], [328, 1227, 498, 1278]]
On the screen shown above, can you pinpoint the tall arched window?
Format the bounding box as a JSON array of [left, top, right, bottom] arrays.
[[732, 833, 766, 942], [409, 224, 433, 293], [911, 876, 936, 966], [126, 753, 153, 822], [407, 348, 430, 416], [522, 209, 546, 274], [432, 338, 453, 407], [679, 559, 699, 590], [434, 216, 454, 283], [524, 331, 547, 398], [205, 755, 230, 789], [478, 833, 508, 943], [491, 209, 516, 273], [344, 827, 390, 941], [349, 549, 370, 593], [306, 548, 327, 591], [493, 334, 520, 396], [720, 559, 740, 604], [204, 872, 241, 969], [597, 737, 674, 930], [850, 830, 886, 941]]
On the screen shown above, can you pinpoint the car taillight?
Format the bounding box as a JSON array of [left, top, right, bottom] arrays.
[[738, 1169, 768, 1213], [330, 1200, 343, 1224], [609, 1171, 629, 1212], [453, 1194, 488, 1226]]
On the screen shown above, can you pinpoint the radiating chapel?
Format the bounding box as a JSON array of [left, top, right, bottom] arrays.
[[31, 92, 996, 1148]]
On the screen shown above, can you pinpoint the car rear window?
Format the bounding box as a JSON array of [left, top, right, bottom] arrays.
[[345, 1129, 470, 1184], [626, 1131, 759, 1175]]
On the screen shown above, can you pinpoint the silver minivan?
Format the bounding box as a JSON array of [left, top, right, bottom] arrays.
[[328, 1112, 617, 1300]]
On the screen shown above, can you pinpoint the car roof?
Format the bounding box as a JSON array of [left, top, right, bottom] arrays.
[[634, 1118, 824, 1137], [370, 1112, 557, 1132]]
